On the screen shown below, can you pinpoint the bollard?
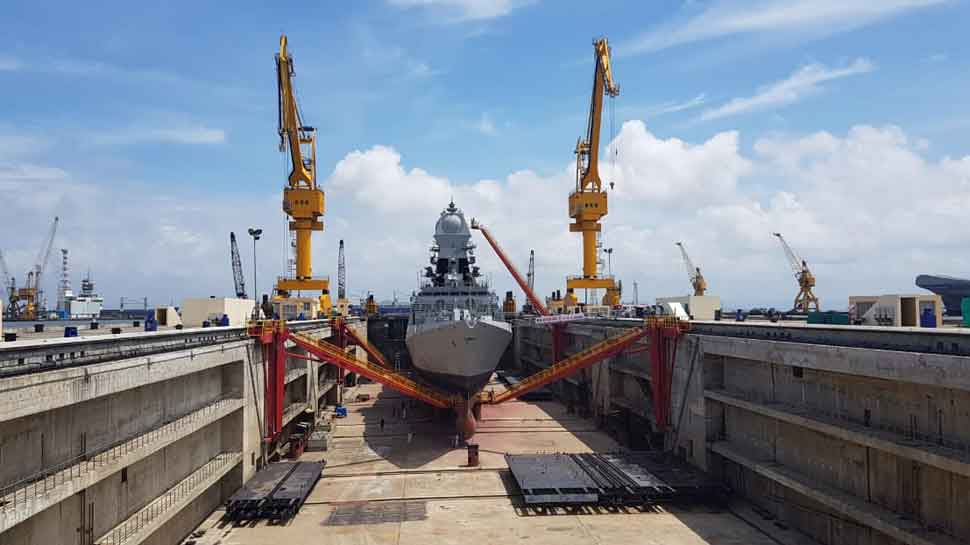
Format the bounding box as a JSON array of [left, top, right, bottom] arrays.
[[133, 320, 141, 327], [4, 332, 16, 342], [90, 321, 99, 330], [64, 326, 78, 338], [111, 327, 122, 334], [34, 323, 44, 333], [466, 443, 479, 467]]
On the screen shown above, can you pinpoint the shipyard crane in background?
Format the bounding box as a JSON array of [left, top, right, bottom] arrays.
[[274, 34, 331, 316], [523, 249, 536, 313], [676, 242, 707, 296], [229, 232, 247, 298], [6, 216, 60, 320], [773, 232, 820, 313], [0, 249, 16, 317], [335, 239, 351, 315], [567, 37, 621, 308]]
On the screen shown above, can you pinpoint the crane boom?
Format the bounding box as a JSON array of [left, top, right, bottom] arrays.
[[277, 35, 314, 189], [676, 242, 696, 281], [0, 249, 10, 290], [337, 239, 346, 300], [34, 216, 58, 313], [230, 232, 247, 298], [773, 232, 802, 277], [526, 250, 535, 292], [676, 241, 707, 296], [773, 232, 819, 312], [471, 220, 550, 317], [576, 38, 619, 193]]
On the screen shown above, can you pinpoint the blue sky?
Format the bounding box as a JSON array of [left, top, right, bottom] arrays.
[[3, 0, 970, 311]]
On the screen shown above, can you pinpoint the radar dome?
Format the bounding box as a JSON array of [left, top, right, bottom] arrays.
[[439, 213, 463, 234]]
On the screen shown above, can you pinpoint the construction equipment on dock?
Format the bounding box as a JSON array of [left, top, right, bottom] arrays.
[[4, 217, 59, 320], [773, 232, 820, 312], [250, 314, 687, 438], [225, 461, 324, 522], [676, 242, 706, 296], [230, 232, 247, 298], [506, 452, 726, 509], [484, 317, 688, 405], [567, 38, 621, 308], [274, 34, 331, 316]]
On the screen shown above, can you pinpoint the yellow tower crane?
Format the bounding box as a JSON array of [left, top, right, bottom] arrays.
[[773, 232, 819, 313], [274, 34, 331, 315], [676, 242, 707, 296], [567, 37, 621, 308]]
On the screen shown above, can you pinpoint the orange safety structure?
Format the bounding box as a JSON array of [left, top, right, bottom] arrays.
[[331, 316, 391, 368], [249, 317, 688, 438], [483, 317, 688, 405], [248, 321, 288, 441], [647, 317, 690, 428], [471, 219, 566, 362], [471, 220, 550, 316], [286, 329, 455, 408]]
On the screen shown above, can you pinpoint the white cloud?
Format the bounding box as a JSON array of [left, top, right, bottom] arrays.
[[387, 0, 532, 22], [89, 127, 226, 146], [323, 121, 970, 311], [645, 94, 707, 117], [697, 58, 874, 122], [5, 121, 970, 313], [619, 0, 947, 55], [356, 25, 439, 81]]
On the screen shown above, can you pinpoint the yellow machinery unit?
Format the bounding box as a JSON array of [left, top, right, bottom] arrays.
[[364, 294, 379, 318], [567, 37, 621, 307], [274, 34, 331, 315], [773, 232, 820, 313], [676, 242, 707, 296], [502, 290, 517, 314]]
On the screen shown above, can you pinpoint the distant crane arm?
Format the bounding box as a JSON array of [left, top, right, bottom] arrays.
[[0, 249, 10, 288], [230, 232, 247, 298], [277, 35, 315, 189], [773, 232, 803, 276], [35, 216, 59, 288], [676, 242, 697, 283], [577, 38, 619, 193]]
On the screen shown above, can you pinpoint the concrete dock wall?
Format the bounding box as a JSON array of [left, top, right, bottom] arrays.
[[515, 319, 970, 545], [0, 319, 347, 545]]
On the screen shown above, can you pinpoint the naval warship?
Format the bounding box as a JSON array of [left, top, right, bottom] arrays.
[[407, 201, 512, 437]]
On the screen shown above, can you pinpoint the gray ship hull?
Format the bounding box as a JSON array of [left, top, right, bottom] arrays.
[[406, 318, 512, 397]]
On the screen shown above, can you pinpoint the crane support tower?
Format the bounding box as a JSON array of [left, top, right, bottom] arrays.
[[230, 232, 247, 298], [335, 239, 351, 316], [57, 248, 73, 314], [274, 34, 331, 314], [567, 37, 621, 308], [676, 242, 707, 296], [773, 233, 820, 313]]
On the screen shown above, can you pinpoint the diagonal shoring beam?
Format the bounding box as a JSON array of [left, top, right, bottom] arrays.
[[286, 330, 455, 408]]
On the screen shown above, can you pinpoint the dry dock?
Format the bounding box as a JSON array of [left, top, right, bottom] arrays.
[[188, 380, 782, 545], [1, 316, 969, 545]]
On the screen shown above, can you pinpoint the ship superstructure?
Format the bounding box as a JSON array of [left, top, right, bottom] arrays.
[[407, 201, 512, 403]]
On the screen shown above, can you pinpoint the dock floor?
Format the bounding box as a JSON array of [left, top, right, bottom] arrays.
[[188, 379, 786, 545]]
